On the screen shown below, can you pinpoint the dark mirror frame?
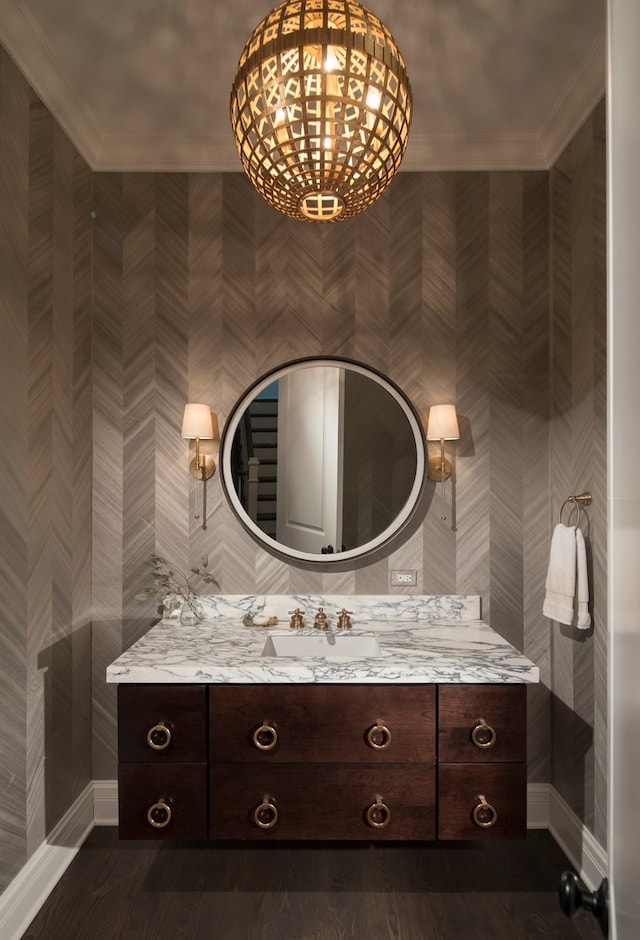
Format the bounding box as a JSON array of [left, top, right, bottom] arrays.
[[220, 357, 427, 565]]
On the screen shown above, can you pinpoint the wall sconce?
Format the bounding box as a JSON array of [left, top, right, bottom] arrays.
[[181, 403, 216, 530], [426, 404, 460, 522], [426, 404, 460, 482]]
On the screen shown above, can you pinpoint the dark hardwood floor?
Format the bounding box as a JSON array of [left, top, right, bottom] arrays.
[[22, 828, 602, 939]]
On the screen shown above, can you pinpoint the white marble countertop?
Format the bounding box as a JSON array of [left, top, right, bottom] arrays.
[[106, 594, 540, 685]]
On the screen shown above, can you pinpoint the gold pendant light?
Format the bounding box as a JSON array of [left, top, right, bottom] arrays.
[[230, 0, 412, 222]]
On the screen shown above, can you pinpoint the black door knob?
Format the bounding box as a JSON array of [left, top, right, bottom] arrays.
[[559, 871, 609, 937]]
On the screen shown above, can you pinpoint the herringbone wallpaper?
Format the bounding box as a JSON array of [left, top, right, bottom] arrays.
[[549, 103, 607, 845], [0, 49, 93, 892], [0, 38, 606, 894]]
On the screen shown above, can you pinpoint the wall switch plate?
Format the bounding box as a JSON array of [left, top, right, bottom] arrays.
[[390, 569, 417, 586]]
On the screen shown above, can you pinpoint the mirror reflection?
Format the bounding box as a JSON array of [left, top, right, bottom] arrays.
[[221, 359, 426, 563]]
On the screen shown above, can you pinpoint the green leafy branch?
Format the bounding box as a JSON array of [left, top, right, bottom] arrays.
[[135, 553, 219, 605]]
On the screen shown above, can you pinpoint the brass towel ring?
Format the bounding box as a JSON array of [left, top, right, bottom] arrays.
[[559, 492, 592, 528]]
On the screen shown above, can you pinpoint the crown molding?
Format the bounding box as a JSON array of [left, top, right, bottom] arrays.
[[1, 3, 605, 173], [538, 32, 606, 166], [90, 133, 242, 173], [0, 1, 102, 166], [402, 32, 605, 173], [401, 133, 550, 172]]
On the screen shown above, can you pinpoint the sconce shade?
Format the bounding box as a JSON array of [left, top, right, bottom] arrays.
[[181, 403, 214, 440], [230, 0, 412, 222], [426, 404, 460, 441]]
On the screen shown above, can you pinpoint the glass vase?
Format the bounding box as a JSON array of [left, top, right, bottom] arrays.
[[179, 597, 204, 626]]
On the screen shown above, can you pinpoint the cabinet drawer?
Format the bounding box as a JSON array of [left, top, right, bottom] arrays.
[[438, 685, 526, 762], [210, 763, 436, 841], [210, 684, 436, 763], [438, 763, 526, 840], [118, 684, 207, 763], [118, 763, 207, 839]]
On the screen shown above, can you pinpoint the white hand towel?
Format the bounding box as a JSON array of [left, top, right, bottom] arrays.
[[543, 523, 577, 625], [575, 527, 591, 629]]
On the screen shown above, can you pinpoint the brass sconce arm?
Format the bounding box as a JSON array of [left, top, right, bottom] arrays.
[[427, 437, 452, 482], [191, 437, 216, 482]]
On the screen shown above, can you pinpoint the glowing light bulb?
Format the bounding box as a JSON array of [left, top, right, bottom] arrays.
[[324, 45, 339, 71], [366, 88, 382, 110]]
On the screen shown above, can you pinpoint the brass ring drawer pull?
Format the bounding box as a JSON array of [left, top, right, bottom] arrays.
[[366, 720, 392, 750], [253, 721, 278, 751], [471, 717, 497, 749], [147, 798, 172, 829], [146, 721, 172, 751], [253, 795, 278, 829], [366, 795, 392, 829], [472, 794, 498, 829]]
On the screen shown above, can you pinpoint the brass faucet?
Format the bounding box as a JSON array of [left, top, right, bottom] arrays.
[[314, 607, 329, 630], [288, 608, 305, 630], [336, 609, 353, 630]]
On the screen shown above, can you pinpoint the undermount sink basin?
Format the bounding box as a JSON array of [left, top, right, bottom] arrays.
[[261, 632, 384, 659]]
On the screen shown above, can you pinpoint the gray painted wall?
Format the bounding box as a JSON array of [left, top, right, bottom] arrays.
[[0, 41, 606, 894]]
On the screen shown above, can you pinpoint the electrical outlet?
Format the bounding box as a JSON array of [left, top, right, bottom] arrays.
[[390, 569, 417, 586]]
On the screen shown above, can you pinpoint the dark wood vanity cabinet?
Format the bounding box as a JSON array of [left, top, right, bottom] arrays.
[[117, 685, 208, 839], [210, 684, 437, 841], [210, 684, 436, 763], [437, 684, 527, 839], [116, 682, 527, 842]]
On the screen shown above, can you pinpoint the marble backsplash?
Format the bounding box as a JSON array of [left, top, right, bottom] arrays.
[[165, 594, 482, 624]]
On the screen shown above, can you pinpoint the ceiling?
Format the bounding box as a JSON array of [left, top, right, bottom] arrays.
[[0, 0, 605, 172]]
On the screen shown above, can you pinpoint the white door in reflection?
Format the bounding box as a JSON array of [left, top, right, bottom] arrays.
[[276, 367, 345, 554]]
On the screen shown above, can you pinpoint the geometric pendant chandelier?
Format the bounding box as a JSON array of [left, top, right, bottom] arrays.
[[230, 0, 412, 222]]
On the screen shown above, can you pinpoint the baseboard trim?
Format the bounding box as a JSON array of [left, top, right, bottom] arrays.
[[0, 782, 94, 940], [547, 786, 608, 891], [0, 780, 607, 938], [92, 779, 119, 826], [527, 782, 551, 829]]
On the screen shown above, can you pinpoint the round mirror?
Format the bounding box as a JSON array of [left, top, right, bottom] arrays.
[[220, 358, 426, 564]]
